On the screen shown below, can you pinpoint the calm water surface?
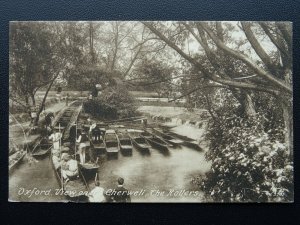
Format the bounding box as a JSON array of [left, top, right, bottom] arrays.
[[9, 145, 211, 202]]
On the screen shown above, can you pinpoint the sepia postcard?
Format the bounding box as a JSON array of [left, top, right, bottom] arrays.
[[9, 21, 293, 203]]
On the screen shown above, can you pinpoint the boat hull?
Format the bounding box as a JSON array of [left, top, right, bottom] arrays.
[[152, 128, 184, 147], [50, 150, 89, 201], [32, 145, 52, 159], [9, 151, 26, 173], [145, 137, 168, 151], [104, 130, 120, 155], [79, 163, 99, 180]]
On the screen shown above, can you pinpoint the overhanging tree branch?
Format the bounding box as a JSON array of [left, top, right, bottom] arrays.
[[142, 22, 280, 96], [258, 22, 289, 61], [241, 22, 277, 73], [199, 22, 292, 94]]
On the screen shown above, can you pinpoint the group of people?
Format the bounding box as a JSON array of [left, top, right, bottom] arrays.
[[75, 122, 106, 164], [49, 127, 79, 183], [46, 115, 132, 203], [89, 177, 131, 203], [49, 120, 104, 166]]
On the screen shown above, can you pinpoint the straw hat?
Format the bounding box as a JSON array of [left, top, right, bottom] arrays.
[[62, 146, 70, 153], [62, 153, 71, 161]]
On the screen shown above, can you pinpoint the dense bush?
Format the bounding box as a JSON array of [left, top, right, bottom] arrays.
[[83, 85, 137, 120], [198, 112, 293, 202]]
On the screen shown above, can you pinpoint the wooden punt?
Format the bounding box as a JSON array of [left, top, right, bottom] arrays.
[[127, 129, 151, 151], [79, 162, 99, 179], [140, 130, 170, 151], [104, 130, 120, 154], [88, 131, 106, 152], [9, 150, 26, 173], [117, 131, 133, 151], [31, 137, 52, 158], [152, 128, 184, 146], [162, 130, 203, 151], [50, 147, 89, 200]]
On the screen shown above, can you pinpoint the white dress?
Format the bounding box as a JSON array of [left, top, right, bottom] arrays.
[[49, 132, 62, 150]]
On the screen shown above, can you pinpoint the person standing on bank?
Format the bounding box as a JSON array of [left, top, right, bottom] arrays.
[[76, 130, 89, 164], [110, 177, 131, 203], [65, 93, 69, 106]]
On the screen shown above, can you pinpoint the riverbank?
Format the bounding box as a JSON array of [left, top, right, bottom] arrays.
[[9, 101, 67, 148]]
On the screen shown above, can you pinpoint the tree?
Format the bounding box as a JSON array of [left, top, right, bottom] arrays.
[[141, 21, 293, 202], [10, 22, 73, 126], [10, 22, 54, 107], [133, 59, 174, 97], [142, 21, 292, 156]]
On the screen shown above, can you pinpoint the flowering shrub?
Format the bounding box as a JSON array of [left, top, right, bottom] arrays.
[[199, 113, 293, 202]]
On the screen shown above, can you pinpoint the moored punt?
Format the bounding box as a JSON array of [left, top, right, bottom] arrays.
[[127, 129, 151, 151], [104, 129, 120, 154], [31, 137, 52, 158], [183, 140, 203, 151], [9, 150, 26, 173], [152, 128, 184, 147], [117, 131, 133, 152], [162, 130, 203, 151], [91, 138, 106, 152], [79, 162, 99, 171], [140, 130, 170, 151], [88, 129, 106, 153], [50, 147, 89, 201], [79, 162, 99, 180]]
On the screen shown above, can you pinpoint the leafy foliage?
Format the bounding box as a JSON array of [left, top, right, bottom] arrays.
[[83, 85, 137, 120], [198, 111, 293, 202], [10, 23, 55, 101], [133, 59, 174, 97]]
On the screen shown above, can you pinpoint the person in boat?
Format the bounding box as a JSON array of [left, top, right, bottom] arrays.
[[110, 177, 131, 203], [49, 127, 62, 150], [90, 123, 102, 142], [52, 152, 61, 170], [87, 117, 92, 125], [69, 124, 77, 150], [76, 130, 90, 164], [61, 153, 79, 182], [142, 118, 148, 128], [88, 181, 106, 203]]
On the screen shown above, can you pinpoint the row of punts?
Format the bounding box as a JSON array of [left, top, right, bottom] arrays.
[[87, 125, 201, 154], [28, 125, 202, 159]]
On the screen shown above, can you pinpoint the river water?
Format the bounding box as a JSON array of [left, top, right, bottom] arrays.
[[9, 145, 211, 203]]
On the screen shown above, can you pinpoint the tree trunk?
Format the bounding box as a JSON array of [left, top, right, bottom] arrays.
[[205, 94, 218, 124], [281, 98, 293, 159], [89, 23, 95, 63], [33, 76, 58, 126], [282, 69, 293, 158], [30, 93, 36, 106], [241, 92, 256, 117], [25, 95, 29, 105]]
